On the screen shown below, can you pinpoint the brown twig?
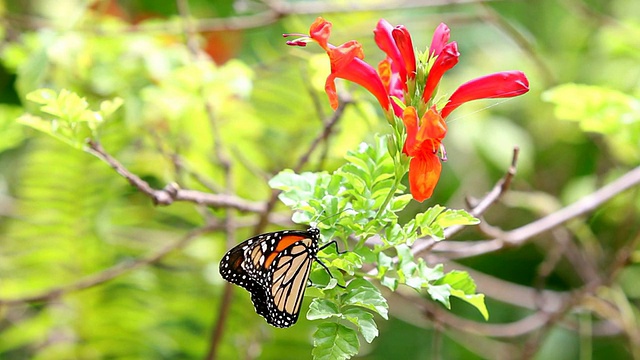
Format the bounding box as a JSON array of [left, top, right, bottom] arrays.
[[430, 165, 640, 259], [85, 140, 265, 212], [0, 226, 214, 306], [411, 146, 520, 257]]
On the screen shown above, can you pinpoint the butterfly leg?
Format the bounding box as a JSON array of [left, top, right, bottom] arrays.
[[315, 241, 347, 289], [318, 240, 346, 254]]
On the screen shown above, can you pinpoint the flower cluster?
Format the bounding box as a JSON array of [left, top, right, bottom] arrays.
[[286, 18, 529, 201]]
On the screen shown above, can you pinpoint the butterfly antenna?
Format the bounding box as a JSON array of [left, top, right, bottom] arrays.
[[315, 208, 353, 227]]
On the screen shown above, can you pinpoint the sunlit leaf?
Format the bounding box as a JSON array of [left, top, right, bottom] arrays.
[[312, 323, 359, 360], [343, 279, 389, 319], [308, 299, 341, 320], [343, 308, 379, 343]]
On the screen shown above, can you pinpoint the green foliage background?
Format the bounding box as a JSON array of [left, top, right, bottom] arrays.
[[0, 0, 639, 359]]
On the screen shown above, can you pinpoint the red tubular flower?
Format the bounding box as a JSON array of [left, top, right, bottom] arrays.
[[422, 41, 459, 103], [374, 19, 406, 84], [325, 41, 391, 111], [441, 71, 530, 118], [391, 25, 416, 82], [287, 17, 391, 112], [429, 23, 451, 58], [402, 106, 447, 202], [378, 59, 404, 116], [374, 20, 417, 95], [309, 17, 332, 50]]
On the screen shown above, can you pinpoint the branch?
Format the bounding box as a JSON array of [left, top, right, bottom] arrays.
[[432, 165, 640, 258], [85, 140, 264, 212], [411, 146, 520, 257], [502, 165, 640, 245], [0, 226, 213, 306]]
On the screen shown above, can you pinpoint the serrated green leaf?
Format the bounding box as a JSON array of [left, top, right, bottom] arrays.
[[269, 170, 321, 207], [419, 262, 445, 282], [344, 279, 389, 319], [308, 299, 341, 320], [312, 323, 359, 360], [395, 244, 416, 271], [354, 245, 375, 263], [343, 308, 379, 343], [383, 223, 404, 246]]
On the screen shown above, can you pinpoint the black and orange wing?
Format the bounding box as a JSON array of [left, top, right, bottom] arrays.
[[218, 228, 321, 328]]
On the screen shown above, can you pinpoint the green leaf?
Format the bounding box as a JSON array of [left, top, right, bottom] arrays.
[[376, 251, 393, 277], [438, 270, 489, 320], [426, 284, 452, 308], [415, 205, 446, 228], [390, 193, 412, 212], [308, 299, 341, 320], [380, 276, 398, 291], [312, 323, 359, 360], [343, 308, 379, 343], [414, 206, 479, 241], [329, 251, 363, 276], [450, 289, 489, 320], [19, 89, 120, 149], [343, 279, 388, 319], [434, 209, 480, 228], [438, 270, 477, 295], [269, 170, 324, 207]]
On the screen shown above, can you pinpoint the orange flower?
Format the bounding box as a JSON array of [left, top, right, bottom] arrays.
[[402, 106, 447, 202], [286, 17, 391, 113]]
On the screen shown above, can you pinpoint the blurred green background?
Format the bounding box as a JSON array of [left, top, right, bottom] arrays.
[[0, 0, 639, 359]]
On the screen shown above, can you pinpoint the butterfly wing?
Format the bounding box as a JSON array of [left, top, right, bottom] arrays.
[[265, 236, 316, 327], [219, 229, 320, 328]]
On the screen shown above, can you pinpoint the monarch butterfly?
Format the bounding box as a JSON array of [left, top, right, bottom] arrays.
[[219, 227, 340, 328]]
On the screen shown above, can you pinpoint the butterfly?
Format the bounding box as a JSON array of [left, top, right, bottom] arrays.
[[219, 227, 340, 328]]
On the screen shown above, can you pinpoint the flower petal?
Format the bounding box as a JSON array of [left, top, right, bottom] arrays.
[[441, 71, 530, 118], [379, 59, 404, 117], [326, 43, 390, 111], [422, 41, 459, 103], [417, 107, 447, 144], [401, 106, 419, 155], [408, 153, 442, 202], [310, 17, 332, 50], [429, 23, 451, 58], [374, 19, 406, 84], [392, 25, 416, 81]]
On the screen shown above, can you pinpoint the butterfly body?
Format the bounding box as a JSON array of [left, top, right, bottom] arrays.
[[219, 228, 322, 328]]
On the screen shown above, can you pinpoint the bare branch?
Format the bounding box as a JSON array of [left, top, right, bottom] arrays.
[[431, 165, 640, 259], [0, 226, 213, 306], [502, 165, 640, 245], [411, 146, 520, 257], [85, 140, 264, 212]]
